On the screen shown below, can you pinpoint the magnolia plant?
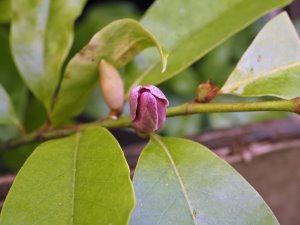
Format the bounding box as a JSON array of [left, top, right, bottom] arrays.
[[0, 0, 299, 224]]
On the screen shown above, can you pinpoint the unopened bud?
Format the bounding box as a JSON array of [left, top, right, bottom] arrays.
[[129, 85, 169, 133], [99, 59, 124, 116], [196, 80, 219, 103]]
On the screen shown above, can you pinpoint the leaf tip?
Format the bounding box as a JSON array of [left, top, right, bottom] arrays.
[[161, 52, 169, 73]]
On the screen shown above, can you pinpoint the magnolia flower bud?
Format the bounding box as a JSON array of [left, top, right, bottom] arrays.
[[99, 59, 124, 116], [129, 85, 169, 133], [196, 80, 219, 103]]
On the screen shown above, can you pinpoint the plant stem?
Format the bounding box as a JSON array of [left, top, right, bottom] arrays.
[[1, 117, 132, 150], [1, 98, 300, 150], [167, 98, 299, 116]]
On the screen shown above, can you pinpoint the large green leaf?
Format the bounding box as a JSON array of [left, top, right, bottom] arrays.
[[51, 19, 168, 126], [0, 0, 11, 23], [124, 0, 292, 96], [0, 85, 20, 127], [0, 27, 28, 118], [0, 127, 135, 225], [131, 135, 279, 225], [10, 0, 87, 110], [221, 12, 300, 99], [0, 27, 28, 140]]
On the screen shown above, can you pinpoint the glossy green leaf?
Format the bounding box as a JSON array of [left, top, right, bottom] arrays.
[[131, 135, 279, 225], [221, 12, 300, 99], [196, 23, 262, 87], [0, 28, 28, 117], [51, 19, 168, 126], [70, 2, 139, 59], [0, 85, 20, 127], [0, 127, 135, 225], [125, 0, 292, 96], [10, 0, 87, 110], [0, 0, 11, 23], [0, 27, 28, 140]]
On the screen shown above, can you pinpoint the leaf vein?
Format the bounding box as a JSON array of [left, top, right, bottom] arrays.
[[222, 62, 300, 93], [152, 135, 197, 225], [70, 132, 82, 224]]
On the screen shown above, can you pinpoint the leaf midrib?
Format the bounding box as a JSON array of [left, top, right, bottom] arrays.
[[70, 132, 81, 225], [152, 135, 197, 225], [222, 61, 300, 93]]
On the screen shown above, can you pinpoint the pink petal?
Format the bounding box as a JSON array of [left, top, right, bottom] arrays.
[[129, 86, 142, 120], [156, 99, 167, 129], [133, 92, 158, 133], [142, 85, 169, 107]]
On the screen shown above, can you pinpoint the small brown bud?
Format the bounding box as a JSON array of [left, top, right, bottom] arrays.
[[195, 80, 219, 103], [294, 97, 300, 115], [99, 59, 124, 116]]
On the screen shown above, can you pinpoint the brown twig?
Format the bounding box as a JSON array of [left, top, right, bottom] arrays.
[[1, 98, 300, 151], [0, 117, 132, 150]]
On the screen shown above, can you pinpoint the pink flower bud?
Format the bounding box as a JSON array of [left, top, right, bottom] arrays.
[[129, 85, 169, 133]]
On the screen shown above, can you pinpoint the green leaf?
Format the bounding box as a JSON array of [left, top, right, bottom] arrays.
[[0, 127, 135, 225], [0, 0, 11, 23], [0, 27, 28, 140], [10, 0, 87, 110], [125, 0, 292, 96], [51, 19, 168, 126], [196, 23, 262, 87], [131, 135, 279, 225], [70, 2, 139, 119], [0, 27, 28, 119], [69, 2, 139, 59], [221, 12, 300, 99], [0, 85, 21, 127]]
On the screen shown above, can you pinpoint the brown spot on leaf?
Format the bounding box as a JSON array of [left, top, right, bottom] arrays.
[[64, 72, 72, 80], [12, 11, 20, 21], [78, 44, 97, 59], [257, 55, 262, 63], [118, 46, 140, 64], [193, 209, 197, 217]]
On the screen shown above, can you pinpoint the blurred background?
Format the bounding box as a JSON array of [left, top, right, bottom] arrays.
[[0, 0, 300, 224]]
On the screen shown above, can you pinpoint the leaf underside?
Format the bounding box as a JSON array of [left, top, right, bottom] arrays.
[[0, 85, 20, 127], [131, 135, 279, 225], [222, 12, 300, 99]]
